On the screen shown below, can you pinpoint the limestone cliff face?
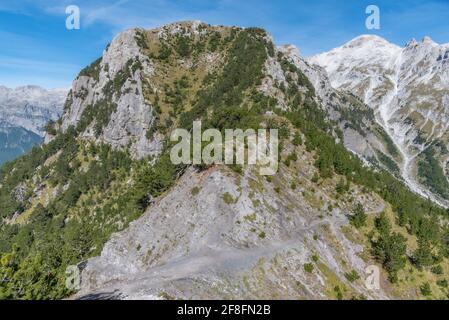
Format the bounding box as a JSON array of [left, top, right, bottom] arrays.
[[58, 22, 228, 159], [60, 29, 160, 158]]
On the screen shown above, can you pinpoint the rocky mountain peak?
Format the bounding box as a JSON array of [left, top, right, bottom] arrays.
[[405, 38, 418, 47], [279, 44, 301, 57], [422, 36, 436, 45], [343, 34, 395, 49]]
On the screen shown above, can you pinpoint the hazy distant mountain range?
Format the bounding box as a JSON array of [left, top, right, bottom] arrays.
[[0, 85, 67, 164]]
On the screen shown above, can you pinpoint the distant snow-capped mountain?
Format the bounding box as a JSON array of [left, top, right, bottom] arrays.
[[0, 85, 67, 164], [310, 35, 449, 206]]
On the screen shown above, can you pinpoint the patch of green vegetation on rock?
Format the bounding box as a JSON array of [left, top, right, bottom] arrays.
[[244, 212, 257, 222], [191, 187, 200, 196], [344, 270, 360, 283], [222, 192, 235, 205], [375, 150, 400, 176], [374, 126, 400, 158], [418, 146, 449, 199], [78, 57, 102, 81], [304, 263, 314, 273]]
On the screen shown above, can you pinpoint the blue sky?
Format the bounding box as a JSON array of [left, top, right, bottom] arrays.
[[1, 0, 448, 89]]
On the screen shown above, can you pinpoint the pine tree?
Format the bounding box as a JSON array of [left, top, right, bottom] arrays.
[[349, 203, 367, 228], [413, 239, 434, 268]]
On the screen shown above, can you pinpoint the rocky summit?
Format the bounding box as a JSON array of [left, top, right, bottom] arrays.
[[1, 22, 449, 300]]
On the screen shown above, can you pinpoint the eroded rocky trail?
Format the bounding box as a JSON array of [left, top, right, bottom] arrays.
[[76, 165, 388, 300]]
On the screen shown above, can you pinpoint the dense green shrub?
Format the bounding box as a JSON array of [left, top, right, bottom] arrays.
[[418, 147, 449, 199], [349, 203, 367, 228]]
